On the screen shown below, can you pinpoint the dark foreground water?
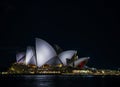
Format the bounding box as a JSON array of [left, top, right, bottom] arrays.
[[0, 75, 120, 87]]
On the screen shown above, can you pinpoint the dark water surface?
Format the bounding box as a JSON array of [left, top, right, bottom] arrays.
[[0, 75, 120, 87]]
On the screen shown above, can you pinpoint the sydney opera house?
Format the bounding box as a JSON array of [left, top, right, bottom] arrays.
[[16, 38, 89, 68], [1, 38, 119, 75], [6, 38, 90, 74]]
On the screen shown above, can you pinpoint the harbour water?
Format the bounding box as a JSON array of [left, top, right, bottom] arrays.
[[0, 75, 120, 87]]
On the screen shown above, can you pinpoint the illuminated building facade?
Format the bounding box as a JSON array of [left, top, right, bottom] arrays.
[[16, 38, 89, 68], [5, 38, 120, 75]]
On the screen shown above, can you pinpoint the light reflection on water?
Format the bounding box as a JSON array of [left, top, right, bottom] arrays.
[[0, 75, 120, 87], [23, 75, 56, 87]]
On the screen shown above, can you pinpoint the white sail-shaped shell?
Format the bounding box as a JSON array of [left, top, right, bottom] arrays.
[[16, 52, 25, 63], [25, 46, 36, 65], [36, 38, 57, 67], [74, 57, 90, 67], [58, 50, 77, 65]]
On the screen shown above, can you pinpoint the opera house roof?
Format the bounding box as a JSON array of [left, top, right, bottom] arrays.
[[16, 38, 90, 68]]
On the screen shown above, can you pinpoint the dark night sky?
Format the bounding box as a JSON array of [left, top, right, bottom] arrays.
[[0, 0, 120, 71]]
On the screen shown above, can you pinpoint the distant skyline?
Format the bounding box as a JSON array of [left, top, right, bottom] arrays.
[[0, 0, 120, 71]]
